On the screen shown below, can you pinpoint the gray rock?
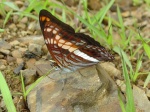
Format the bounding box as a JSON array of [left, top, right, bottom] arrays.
[[10, 40, 20, 46], [0, 48, 10, 55], [12, 50, 22, 58], [27, 63, 123, 112], [28, 43, 42, 56], [0, 40, 11, 49], [133, 85, 150, 112], [14, 62, 25, 75], [21, 69, 37, 86]]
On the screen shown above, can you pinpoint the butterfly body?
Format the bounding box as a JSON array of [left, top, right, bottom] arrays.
[[39, 10, 114, 71]]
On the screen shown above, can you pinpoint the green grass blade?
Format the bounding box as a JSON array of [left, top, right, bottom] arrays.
[[3, 10, 13, 27], [0, 28, 4, 32], [98, 0, 115, 24], [113, 46, 133, 70], [144, 73, 150, 88], [133, 55, 143, 82], [0, 71, 17, 112], [13, 12, 38, 20], [2, 1, 19, 11], [143, 42, 150, 59], [20, 71, 26, 100], [121, 50, 135, 112], [118, 90, 126, 112]]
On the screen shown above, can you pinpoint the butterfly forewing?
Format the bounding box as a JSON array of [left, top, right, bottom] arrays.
[[39, 9, 114, 70]]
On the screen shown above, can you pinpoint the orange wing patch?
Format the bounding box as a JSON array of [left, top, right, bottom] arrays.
[[40, 16, 50, 22]]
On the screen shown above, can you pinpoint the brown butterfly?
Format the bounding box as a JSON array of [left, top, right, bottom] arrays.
[[39, 9, 114, 71]]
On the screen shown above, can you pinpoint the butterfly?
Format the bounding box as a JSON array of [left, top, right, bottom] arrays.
[[39, 9, 114, 71]]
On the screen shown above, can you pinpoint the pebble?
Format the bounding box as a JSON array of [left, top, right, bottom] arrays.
[[28, 21, 36, 31], [0, 59, 7, 65], [0, 65, 6, 70], [9, 23, 17, 30], [116, 79, 126, 93], [10, 40, 20, 46], [16, 58, 24, 65], [0, 48, 10, 55], [18, 47, 27, 54], [14, 62, 25, 75], [0, 54, 4, 58], [100, 62, 121, 77], [26, 58, 36, 68], [20, 17, 28, 24], [0, 40, 12, 49], [6, 56, 16, 63], [12, 50, 22, 58], [21, 69, 37, 85], [28, 43, 42, 56], [17, 23, 26, 29], [13, 15, 19, 23]]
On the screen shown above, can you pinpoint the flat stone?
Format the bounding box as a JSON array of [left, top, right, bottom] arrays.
[[100, 62, 121, 77], [133, 85, 150, 112], [6, 56, 16, 63], [26, 58, 36, 69], [17, 23, 26, 29], [10, 40, 20, 46], [21, 69, 37, 86], [12, 50, 22, 58], [14, 62, 25, 75], [0, 48, 10, 55], [0, 40, 11, 49], [27, 64, 123, 112], [28, 43, 42, 56], [0, 65, 6, 70], [18, 35, 44, 46]]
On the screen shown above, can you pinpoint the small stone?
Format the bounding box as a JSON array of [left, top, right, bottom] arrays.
[[116, 79, 126, 93], [88, 0, 101, 10], [137, 79, 144, 86], [0, 59, 7, 65], [133, 85, 150, 112], [124, 18, 137, 26], [21, 69, 37, 85], [28, 43, 42, 56], [100, 62, 121, 77], [6, 56, 16, 63], [12, 50, 22, 58], [0, 65, 6, 70], [14, 62, 25, 75], [28, 21, 36, 31], [20, 17, 28, 24], [10, 40, 20, 46], [26, 58, 36, 68], [18, 47, 27, 54], [20, 31, 28, 36], [17, 23, 26, 29], [15, 1, 24, 7], [9, 23, 16, 30], [0, 40, 11, 49], [16, 58, 24, 65], [121, 11, 130, 17], [13, 15, 19, 23], [0, 48, 10, 55], [0, 54, 4, 58], [42, 44, 48, 55]]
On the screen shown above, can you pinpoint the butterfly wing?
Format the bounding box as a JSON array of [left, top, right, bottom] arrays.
[[39, 10, 86, 67], [39, 9, 114, 69]]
